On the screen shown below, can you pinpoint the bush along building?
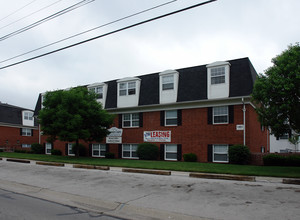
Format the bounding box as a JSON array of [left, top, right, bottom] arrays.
[[0, 102, 38, 151], [34, 57, 269, 162]]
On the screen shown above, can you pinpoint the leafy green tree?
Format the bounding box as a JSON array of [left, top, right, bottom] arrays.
[[252, 43, 300, 139], [38, 87, 114, 156]]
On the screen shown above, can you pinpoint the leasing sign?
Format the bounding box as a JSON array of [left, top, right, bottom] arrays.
[[144, 131, 171, 142]]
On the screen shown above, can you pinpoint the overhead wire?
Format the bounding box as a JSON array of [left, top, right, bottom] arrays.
[[0, 0, 177, 64], [0, 0, 38, 23], [0, 0, 64, 31], [0, 0, 217, 70], [0, 0, 95, 42]]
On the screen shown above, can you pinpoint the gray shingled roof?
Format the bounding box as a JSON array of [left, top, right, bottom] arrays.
[[34, 57, 257, 113], [0, 103, 31, 125]]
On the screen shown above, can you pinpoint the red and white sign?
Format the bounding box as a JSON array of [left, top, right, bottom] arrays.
[[144, 131, 171, 142]]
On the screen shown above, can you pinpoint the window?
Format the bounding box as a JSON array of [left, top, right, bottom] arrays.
[[45, 143, 52, 154], [119, 81, 136, 96], [261, 146, 265, 153], [22, 144, 31, 148], [89, 86, 103, 99], [24, 112, 33, 120], [165, 110, 177, 126], [211, 67, 225, 84], [21, 128, 32, 136], [162, 75, 174, 90], [122, 144, 138, 159], [165, 144, 177, 161], [213, 144, 228, 162], [92, 144, 106, 157], [123, 113, 139, 127], [213, 106, 228, 124], [279, 133, 289, 140], [68, 143, 75, 156]]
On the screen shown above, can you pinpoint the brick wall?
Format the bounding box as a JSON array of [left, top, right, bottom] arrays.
[[0, 126, 38, 151], [39, 104, 269, 162]]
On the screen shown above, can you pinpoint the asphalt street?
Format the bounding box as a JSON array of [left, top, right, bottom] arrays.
[[0, 188, 123, 220], [0, 159, 299, 220]]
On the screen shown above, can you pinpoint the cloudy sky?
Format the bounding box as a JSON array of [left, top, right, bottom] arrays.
[[0, 0, 299, 110]]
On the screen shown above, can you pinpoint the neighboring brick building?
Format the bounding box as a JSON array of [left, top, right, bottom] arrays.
[[0, 102, 38, 151], [34, 57, 269, 162]]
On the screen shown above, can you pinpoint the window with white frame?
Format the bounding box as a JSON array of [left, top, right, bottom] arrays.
[[123, 113, 139, 127], [92, 144, 106, 157], [213, 106, 228, 124], [213, 144, 228, 162], [89, 86, 103, 99], [24, 112, 33, 120], [165, 110, 177, 126], [211, 67, 225, 85], [45, 143, 52, 154], [21, 128, 32, 136], [162, 75, 174, 90], [22, 144, 31, 148], [122, 144, 138, 158], [119, 81, 136, 96], [68, 143, 75, 156], [165, 144, 177, 161]]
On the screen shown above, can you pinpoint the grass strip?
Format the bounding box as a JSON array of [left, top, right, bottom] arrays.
[[1, 152, 300, 178]]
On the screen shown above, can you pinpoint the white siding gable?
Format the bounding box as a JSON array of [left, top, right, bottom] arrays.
[[159, 70, 179, 104], [87, 82, 108, 108], [117, 77, 141, 108], [207, 61, 231, 99]]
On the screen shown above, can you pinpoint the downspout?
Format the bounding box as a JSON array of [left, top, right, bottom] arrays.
[[242, 98, 246, 146]]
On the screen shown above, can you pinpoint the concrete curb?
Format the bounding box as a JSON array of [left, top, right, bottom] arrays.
[[36, 161, 65, 167], [282, 179, 300, 185], [6, 158, 31, 164], [122, 168, 171, 176], [73, 164, 109, 170], [190, 172, 256, 182]]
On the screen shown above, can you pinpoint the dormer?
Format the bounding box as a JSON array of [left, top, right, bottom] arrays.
[[206, 61, 231, 99], [87, 82, 107, 108], [117, 77, 141, 108], [159, 69, 179, 104], [22, 110, 34, 126]]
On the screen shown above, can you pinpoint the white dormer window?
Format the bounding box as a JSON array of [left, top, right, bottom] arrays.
[[211, 67, 225, 85], [22, 110, 34, 126], [159, 70, 179, 104], [119, 81, 136, 96], [207, 61, 231, 99], [89, 86, 103, 99], [87, 83, 108, 108], [162, 75, 174, 90], [117, 77, 141, 108], [24, 112, 33, 121]]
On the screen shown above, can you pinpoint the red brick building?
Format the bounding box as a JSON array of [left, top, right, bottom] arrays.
[[34, 57, 269, 162], [0, 102, 38, 151]]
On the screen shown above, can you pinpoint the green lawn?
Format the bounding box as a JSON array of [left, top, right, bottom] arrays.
[[1, 152, 300, 178]]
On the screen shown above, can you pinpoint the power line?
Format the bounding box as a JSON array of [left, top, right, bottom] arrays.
[[0, 0, 38, 23], [0, 0, 217, 70], [0, 0, 177, 64], [0, 0, 95, 42], [0, 0, 64, 31]]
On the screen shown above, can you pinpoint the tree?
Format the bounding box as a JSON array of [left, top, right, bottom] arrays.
[[38, 87, 114, 156], [252, 43, 300, 140]]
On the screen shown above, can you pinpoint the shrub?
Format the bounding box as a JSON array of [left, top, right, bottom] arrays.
[[137, 143, 159, 160], [263, 154, 300, 166], [51, 149, 62, 155], [31, 143, 45, 154], [183, 153, 197, 162], [229, 145, 250, 165], [72, 144, 87, 156], [15, 149, 27, 153], [105, 152, 115, 159]]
